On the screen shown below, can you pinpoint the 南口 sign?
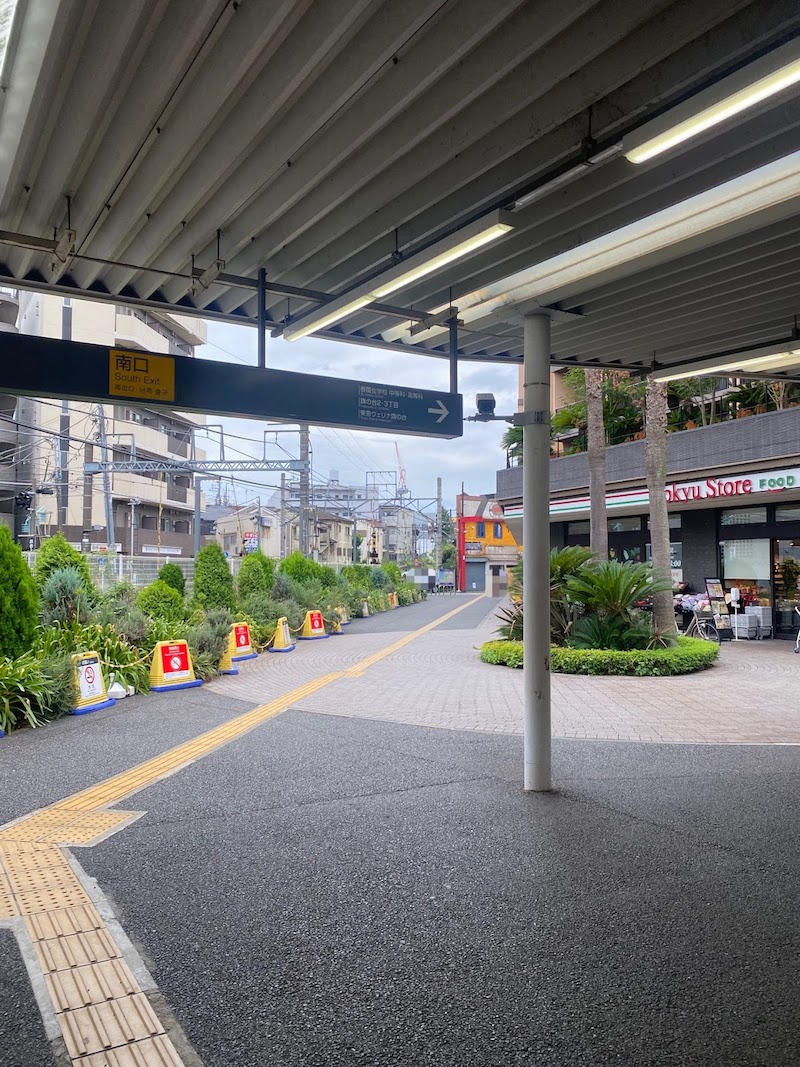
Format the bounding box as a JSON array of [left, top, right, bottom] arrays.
[[0, 333, 463, 439]]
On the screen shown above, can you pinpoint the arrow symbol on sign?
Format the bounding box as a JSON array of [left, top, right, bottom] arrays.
[[427, 399, 449, 423]]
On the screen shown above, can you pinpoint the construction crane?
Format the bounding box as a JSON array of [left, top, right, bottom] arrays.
[[395, 441, 407, 496]]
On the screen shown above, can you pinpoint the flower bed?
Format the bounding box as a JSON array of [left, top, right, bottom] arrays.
[[481, 636, 719, 676]]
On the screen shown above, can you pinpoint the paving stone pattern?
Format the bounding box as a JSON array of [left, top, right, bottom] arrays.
[[216, 598, 800, 744]]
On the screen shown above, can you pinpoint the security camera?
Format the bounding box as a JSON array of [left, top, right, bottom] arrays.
[[476, 393, 496, 416]]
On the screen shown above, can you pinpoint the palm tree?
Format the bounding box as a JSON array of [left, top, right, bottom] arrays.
[[501, 424, 523, 466], [645, 376, 677, 636], [585, 368, 607, 559]]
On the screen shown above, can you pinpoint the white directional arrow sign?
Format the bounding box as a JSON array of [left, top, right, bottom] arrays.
[[427, 399, 449, 424]]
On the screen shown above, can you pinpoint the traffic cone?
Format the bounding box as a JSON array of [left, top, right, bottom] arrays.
[[298, 609, 329, 640]]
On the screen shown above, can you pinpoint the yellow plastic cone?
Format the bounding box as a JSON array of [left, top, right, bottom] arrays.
[[298, 609, 329, 640], [268, 617, 296, 654], [150, 640, 202, 691]]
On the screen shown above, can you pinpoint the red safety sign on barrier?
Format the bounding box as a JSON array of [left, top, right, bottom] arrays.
[[161, 643, 190, 678], [234, 624, 250, 648], [309, 611, 323, 632]]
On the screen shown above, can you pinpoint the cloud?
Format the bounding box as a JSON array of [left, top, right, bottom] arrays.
[[201, 321, 518, 508]]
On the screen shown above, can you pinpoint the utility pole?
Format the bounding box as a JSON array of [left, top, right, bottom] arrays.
[[435, 476, 443, 575], [129, 498, 140, 558], [58, 297, 72, 533], [97, 405, 115, 552], [193, 478, 202, 557], [299, 423, 310, 555], [279, 473, 287, 558]]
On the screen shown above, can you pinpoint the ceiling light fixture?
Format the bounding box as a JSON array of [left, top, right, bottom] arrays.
[[623, 38, 800, 164], [382, 148, 800, 345], [650, 344, 800, 382], [282, 212, 513, 341]]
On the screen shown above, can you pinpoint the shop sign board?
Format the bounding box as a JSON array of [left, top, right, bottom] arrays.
[[504, 463, 800, 521]]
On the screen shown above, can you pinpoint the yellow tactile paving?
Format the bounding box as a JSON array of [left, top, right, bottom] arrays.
[[2, 595, 482, 1067], [14, 881, 94, 914], [34, 928, 121, 973], [25, 903, 105, 940], [0, 874, 17, 919], [59, 993, 165, 1059], [75, 1034, 185, 1067], [45, 958, 140, 1012]]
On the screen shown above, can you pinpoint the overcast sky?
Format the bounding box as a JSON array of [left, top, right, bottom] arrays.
[[199, 320, 519, 511]]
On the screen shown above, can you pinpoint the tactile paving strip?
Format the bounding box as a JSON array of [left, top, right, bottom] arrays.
[[13, 880, 93, 914], [74, 1034, 185, 1067], [25, 903, 105, 940], [34, 928, 121, 973], [59, 993, 165, 1059], [0, 875, 17, 919], [45, 958, 139, 1011]]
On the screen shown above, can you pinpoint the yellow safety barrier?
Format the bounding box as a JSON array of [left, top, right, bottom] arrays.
[[268, 617, 296, 653], [70, 651, 116, 715], [298, 609, 329, 640], [150, 640, 202, 692], [229, 621, 257, 661]]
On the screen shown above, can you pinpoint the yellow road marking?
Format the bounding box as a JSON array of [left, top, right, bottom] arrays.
[[1, 594, 483, 1066]]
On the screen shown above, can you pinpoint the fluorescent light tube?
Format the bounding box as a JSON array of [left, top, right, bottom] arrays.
[[624, 39, 800, 164], [282, 212, 513, 341], [382, 148, 800, 344], [283, 295, 373, 341], [370, 223, 512, 298], [650, 346, 800, 382]]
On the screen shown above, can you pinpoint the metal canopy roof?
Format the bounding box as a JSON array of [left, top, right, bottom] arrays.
[[1, 0, 799, 371]]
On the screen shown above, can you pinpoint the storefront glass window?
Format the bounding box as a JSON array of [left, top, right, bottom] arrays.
[[720, 539, 771, 606], [608, 516, 641, 532], [720, 507, 767, 526], [566, 521, 589, 535], [647, 514, 681, 530], [609, 545, 642, 563], [775, 505, 800, 523], [774, 540, 800, 635], [645, 543, 682, 582]]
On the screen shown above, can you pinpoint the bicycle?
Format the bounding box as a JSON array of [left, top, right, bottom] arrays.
[[681, 609, 720, 643]]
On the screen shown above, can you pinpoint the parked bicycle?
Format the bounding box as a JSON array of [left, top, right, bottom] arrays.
[[680, 608, 720, 643]]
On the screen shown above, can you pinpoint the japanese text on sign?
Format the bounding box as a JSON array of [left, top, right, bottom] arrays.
[[109, 349, 175, 402], [357, 384, 424, 425]]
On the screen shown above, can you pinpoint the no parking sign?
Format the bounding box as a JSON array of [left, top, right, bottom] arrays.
[[70, 651, 115, 715]]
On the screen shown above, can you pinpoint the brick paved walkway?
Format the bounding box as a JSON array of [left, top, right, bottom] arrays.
[[212, 597, 800, 745]]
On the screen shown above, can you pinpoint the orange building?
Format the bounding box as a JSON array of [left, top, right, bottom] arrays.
[[457, 496, 519, 594]]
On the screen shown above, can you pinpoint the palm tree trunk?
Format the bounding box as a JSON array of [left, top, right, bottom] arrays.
[[586, 368, 608, 559], [645, 377, 676, 636]]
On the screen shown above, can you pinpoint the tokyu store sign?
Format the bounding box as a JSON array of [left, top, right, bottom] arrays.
[[665, 468, 797, 503], [505, 464, 800, 521]]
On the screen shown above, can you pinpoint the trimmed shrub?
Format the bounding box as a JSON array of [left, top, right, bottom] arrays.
[[279, 551, 325, 586], [255, 553, 275, 591], [237, 553, 269, 601], [41, 567, 93, 627], [0, 524, 38, 658], [158, 562, 185, 596], [186, 609, 232, 681], [193, 543, 236, 611], [380, 561, 403, 586], [34, 532, 93, 593], [369, 568, 389, 589], [480, 637, 719, 676], [137, 579, 185, 623]]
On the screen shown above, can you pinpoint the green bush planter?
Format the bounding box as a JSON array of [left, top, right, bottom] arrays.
[[480, 636, 719, 676]]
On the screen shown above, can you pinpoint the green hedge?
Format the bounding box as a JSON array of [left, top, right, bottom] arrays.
[[481, 636, 719, 676]]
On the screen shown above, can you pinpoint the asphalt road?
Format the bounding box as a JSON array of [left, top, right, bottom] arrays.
[[79, 711, 800, 1067]]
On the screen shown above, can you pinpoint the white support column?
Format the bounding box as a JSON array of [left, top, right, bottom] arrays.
[[522, 313, 552, 792]]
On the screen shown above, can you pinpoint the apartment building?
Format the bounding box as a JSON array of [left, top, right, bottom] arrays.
[[14, 292, 207, 556]]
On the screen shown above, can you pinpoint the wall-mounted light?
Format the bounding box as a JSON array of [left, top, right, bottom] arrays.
[[623, 38, 800, 164], [283, 212, 513, 342]]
